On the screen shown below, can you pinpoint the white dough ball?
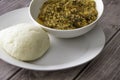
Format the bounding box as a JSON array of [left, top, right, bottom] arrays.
[[0, 23, 50, 61]]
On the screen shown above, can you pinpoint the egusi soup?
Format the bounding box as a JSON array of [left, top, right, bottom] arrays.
[[38, 0, 98, 30]]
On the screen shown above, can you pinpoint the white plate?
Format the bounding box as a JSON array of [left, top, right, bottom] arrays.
[[0, 8, 105, 71]]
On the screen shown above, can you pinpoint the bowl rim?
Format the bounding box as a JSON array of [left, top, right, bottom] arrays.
[[29, 0, 104, 32]]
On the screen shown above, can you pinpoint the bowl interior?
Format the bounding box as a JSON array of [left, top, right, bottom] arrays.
[[29, 0, 104, 30], [29, 0, 48, 22]]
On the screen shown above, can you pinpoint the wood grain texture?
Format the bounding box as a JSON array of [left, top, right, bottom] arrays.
[[10, 66, 87, 80], [0, 0, 31, 80], [0, 0, 31, 15], [9, 0, 120, 80], [76, 30, 120, 80], [0, 0, 120, 80], [0, 60, 20, 80], [75, 0, 120, 80], [99, 0, 120, 41]]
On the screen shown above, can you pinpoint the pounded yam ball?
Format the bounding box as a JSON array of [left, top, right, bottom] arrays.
[[0, 23, 50, 61]]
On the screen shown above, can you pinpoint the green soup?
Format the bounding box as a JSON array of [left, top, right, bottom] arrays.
[[38, 0, 98, 30]]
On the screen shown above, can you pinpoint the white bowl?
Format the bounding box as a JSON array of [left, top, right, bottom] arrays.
[[29, 0, 104, 38]]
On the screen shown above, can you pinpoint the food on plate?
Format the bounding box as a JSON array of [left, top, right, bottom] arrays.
[[0, 23, 50, 61], [38, 0, 98, 30]]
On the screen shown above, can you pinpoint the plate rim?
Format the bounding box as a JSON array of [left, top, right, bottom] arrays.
[[0, 7, 106, 71]]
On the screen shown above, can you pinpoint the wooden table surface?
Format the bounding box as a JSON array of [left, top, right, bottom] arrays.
[[0, 0, 120, 80]]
